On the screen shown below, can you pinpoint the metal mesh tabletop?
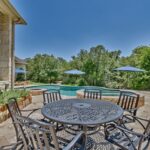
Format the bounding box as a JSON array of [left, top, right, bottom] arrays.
[[41, 99, 123, 125]]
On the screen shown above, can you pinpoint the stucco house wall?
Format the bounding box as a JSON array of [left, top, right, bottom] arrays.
[[0, 0, 26, 88]]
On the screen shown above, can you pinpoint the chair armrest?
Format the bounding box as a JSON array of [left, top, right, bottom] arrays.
[[21, 108, 40, 112], [125, 108, 138, 113], [14, 115, 54, 128], [21, 108, 41, 117], [124, 114, 149, 122], [123, 114, 149, 130], [106, 123, 145, 138], [63, 132, 86, 150]]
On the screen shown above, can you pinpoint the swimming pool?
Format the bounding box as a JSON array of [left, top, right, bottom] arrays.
[[24, 85, 120, 96]]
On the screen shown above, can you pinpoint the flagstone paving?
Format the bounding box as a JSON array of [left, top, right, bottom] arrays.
[[0, 91, 150, 148]]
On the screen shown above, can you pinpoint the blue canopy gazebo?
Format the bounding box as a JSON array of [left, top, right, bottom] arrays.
[[113, 65, 145, 88], [113, 66, 145, 72], [64, 69, 85, 75], [64, 69, 85, 82]]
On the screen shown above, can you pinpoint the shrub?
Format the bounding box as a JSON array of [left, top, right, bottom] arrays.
[[62, 77, 76, 85], [16, 74, 25, 81], [76, 78, 87, 86], [0, 90, 30, 104]]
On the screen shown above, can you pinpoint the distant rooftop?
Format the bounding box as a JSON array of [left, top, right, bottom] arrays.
[[15, 56, 27, 64]]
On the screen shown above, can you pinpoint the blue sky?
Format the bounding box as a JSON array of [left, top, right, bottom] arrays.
[[11, 0, 150, 60]]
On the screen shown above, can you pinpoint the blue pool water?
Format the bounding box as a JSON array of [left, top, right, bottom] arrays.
[[24, 85, 120, 97]]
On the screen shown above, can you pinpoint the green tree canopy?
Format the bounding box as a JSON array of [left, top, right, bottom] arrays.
[[25, 45, 150, 90]]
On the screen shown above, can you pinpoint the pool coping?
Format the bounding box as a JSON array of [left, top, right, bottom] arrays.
[[15, 84, 121, 91], [15, 84, 146, 105]]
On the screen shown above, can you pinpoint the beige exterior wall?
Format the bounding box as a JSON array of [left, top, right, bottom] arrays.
[[0, 12, 15, 88], [0, 0, 26, 88]]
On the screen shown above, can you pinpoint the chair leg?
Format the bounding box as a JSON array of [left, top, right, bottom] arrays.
[[56, 123, 64, 131], [133, 110, 137, 117]]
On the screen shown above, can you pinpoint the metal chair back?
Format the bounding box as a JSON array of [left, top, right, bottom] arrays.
[[117, 91, 139, 116], [84, 89, 102, 99], [6, 98, 23, 142], [6, 98, 21, 120], [15, 115, 60, 150], [43, 89, 62, 105]]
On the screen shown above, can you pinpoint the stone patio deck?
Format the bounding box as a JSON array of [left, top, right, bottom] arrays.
[[0, 91, 150, 149]]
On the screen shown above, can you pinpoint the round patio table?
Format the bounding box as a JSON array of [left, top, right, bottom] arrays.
[[41, 99, 123, 126], [41, 99, 123, 149]]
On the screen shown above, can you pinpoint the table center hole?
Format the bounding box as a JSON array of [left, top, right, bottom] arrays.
[[73, 103, 91, 108]]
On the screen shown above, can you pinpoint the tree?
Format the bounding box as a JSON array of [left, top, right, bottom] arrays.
[[25, 45, 150, 90], [119, 46, 150, 89], [26, 54, 60, 83], [69, 45, 121, 87]]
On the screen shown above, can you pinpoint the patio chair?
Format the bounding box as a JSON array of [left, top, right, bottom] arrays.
[[6, 97, 43, 149], [43, 89, 63, 130], [43, 89, 62, 105], [14, 115, 86, 150], [117, 91, 140, 116], [117, 91, 140, 124], [105, 115, 150, 150], [84, 88, 102, 100]]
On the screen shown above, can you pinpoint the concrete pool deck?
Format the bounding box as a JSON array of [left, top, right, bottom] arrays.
[[0, 91, 150, 148]]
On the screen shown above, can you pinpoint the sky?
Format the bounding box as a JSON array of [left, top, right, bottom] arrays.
[[11, 0, 150, 60]]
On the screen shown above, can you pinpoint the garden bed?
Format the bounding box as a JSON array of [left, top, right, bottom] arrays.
[[15, 81, 30, 86], [0, 90, 32, 123], [29, 88, 47, 96]]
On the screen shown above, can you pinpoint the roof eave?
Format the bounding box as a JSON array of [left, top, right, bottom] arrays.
[[0, 0, 27, 25]]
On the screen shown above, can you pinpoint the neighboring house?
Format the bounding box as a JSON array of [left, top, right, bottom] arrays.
[[0, 0, 26, 88], [15, 56, 26, 71]]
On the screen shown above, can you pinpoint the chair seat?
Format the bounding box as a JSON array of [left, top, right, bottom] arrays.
[[105, 119, 150, 150], [107, 129, 141, 150]]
